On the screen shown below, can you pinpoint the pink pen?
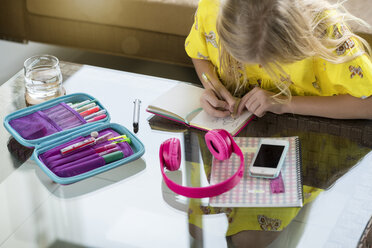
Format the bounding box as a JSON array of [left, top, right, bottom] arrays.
[[86, 114, 107, 122], [94, 143, 117, 153]]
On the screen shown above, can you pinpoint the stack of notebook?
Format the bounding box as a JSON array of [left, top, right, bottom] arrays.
[[209, 136, 303, 207]]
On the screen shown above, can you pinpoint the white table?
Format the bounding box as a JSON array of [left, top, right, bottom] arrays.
[[0, 63, 371, 248]]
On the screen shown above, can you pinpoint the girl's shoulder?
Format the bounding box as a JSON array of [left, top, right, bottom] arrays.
[[197, 0, 220, 13], [199, 0, 219, 7], [196, 0, 220, 29]]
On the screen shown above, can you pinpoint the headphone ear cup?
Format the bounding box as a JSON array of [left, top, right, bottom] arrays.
[[161, 138, 181, 171], [205, 129, 233, 160]]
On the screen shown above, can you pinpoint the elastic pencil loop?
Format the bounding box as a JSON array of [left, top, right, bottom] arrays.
[[184, 107, 203, 125], [61, 102, 87, 124], [37, 110, 63, 132]]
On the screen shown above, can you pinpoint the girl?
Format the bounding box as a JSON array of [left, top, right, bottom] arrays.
[[185, 0, 372, 119], [185, 0, 372, 247]]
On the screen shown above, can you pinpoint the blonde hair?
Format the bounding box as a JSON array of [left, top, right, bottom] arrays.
[[216, 0, 372, 99]]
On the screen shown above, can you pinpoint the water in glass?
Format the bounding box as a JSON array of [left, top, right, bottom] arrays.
[[24, 55, 63, 100]]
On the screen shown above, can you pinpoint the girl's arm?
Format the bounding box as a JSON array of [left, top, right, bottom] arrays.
[[237, 87, 372, 119], [192, 58, 236, 117], [283, 94, 372, 119]]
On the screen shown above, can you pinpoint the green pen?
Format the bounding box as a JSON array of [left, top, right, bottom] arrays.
[[102, 150, 124, 164]]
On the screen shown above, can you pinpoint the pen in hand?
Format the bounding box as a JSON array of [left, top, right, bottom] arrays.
[[202, 72, 240, 118], [202, 72, 224, 100]]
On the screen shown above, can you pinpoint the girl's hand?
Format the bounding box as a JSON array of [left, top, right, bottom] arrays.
[[200, 87, 236, 118], [237, 87, 284, 117]]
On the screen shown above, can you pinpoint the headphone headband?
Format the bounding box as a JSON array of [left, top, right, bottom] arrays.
[[160, 129, 244, 198]]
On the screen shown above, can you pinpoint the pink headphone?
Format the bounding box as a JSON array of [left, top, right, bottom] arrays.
[[159, 129, 245, 198]]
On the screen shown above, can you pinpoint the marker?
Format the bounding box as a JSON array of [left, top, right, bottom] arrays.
[[94, 143, 117, 153], [60, 131, 102, 155], [80, 106, 100, 117], [84, 109, 107, 120], [102, 151, 124, 164], [86, 114, 107, 123], [60, 137, 96, 155], [69, 100, 93, 109], [133, 99, 141, 133], [108, 135, 131, 144], [98, 147, 120, 156], [75, 102, 96, 113]]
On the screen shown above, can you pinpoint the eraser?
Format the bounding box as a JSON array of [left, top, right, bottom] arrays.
[[270, 172, 285, 193]]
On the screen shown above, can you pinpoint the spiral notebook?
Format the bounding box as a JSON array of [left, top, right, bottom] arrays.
[[209, 136, 303, 207]]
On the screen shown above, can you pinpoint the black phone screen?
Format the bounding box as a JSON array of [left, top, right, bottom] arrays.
[[253, 144, 285, 168]]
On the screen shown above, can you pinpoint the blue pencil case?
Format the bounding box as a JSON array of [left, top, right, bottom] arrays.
[[3, 93, 145, 184]]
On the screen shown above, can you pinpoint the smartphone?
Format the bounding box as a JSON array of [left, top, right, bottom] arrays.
[[248, 138, 289, 178]]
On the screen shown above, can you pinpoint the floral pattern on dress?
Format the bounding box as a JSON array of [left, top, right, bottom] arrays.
[[200, 206, 211, 215], [280, 75, 293, 84], [197, 52, 209, 60], [333, 26, 342, 39], [204, 31, 218, 48], [257, 215, 282, 231], [336, 38, 355, 56], [349, 65, 363, 78], [312, 77, 321, 93]]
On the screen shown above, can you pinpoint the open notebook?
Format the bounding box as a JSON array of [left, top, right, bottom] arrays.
[[210, 136, 303, 207], [146, 83, 254, 136]]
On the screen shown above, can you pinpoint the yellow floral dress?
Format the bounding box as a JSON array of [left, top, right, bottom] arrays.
[[185, 0, 372, 99], [184, 0, 372, 235]]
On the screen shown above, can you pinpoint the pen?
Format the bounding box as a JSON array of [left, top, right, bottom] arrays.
[[202, 72, 223, 100], [202, 72, 240, 118], [133, 99, 141, 134], [86, 114, 107, 123], [60, 132, 111, 155]]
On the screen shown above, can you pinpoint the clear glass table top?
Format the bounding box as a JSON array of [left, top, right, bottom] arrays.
[[1, 62, 372, 248]]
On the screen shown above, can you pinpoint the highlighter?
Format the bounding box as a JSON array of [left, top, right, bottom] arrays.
[[102, 151, 124, 164]]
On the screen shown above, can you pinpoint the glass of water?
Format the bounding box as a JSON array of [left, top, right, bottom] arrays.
[[24, 55, 64, 105]]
